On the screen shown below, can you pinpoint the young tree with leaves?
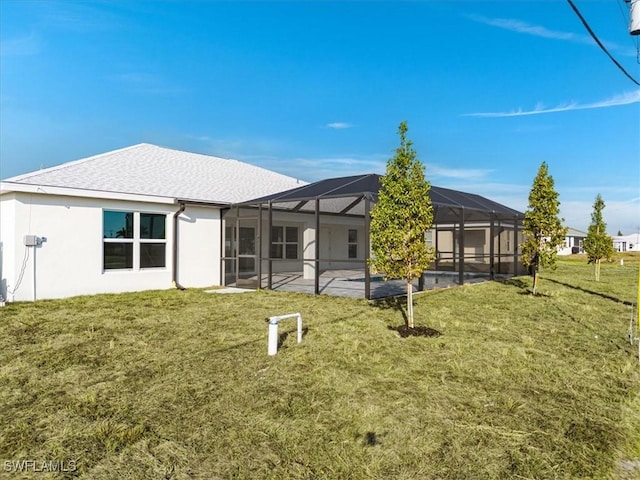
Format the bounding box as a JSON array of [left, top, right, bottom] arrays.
[[520, 162, 567, 295], [583, 194, 614, 281], [370, 121, 435, 328]]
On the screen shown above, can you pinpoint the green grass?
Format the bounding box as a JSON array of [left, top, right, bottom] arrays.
[[1, 254, 639, 479]]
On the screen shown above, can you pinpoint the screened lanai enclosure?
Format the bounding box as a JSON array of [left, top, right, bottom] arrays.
[[221, 174, 526, 299]]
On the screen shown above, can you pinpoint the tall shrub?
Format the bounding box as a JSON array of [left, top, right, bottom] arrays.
[[370, 121, 435, 327], [583, 194, 614, 281], [521, 162, 567, 295]]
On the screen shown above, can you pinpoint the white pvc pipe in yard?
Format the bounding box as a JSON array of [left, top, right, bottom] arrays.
[[267, 313, 302, 356]]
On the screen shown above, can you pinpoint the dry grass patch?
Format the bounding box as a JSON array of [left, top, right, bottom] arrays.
[[1, 255, 639, 479]]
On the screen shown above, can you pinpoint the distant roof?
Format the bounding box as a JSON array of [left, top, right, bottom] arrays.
[[1, 143, 305, 204], [612, 233, 640, 241], [566, 227, 587, 237], [241, 173, 523, 222]]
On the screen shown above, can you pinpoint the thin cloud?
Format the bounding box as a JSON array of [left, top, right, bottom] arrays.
[[469, 14, 578, 41], [325, 122, 354, 129], [40, 2, 124, 33], [0, 32, 40, 56], [464, 90, 640, 118], [427, 165, 492, 180], [290, 158, 490, 183], [113, 73, 183, 95], [282, 155, 387, 181], [560, 199, 640, 234], [559, 185, 640, 197], [468, 14, 635, 56]]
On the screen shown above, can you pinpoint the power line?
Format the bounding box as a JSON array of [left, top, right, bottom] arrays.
[[567, 0, 640, 85]]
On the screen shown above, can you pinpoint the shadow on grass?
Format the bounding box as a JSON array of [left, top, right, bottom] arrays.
[[277, 327, 309, 350], [549, 301, 626, 350], [370, 297, 408, 325], [372, 295, 442, 336], [211, 337, 265, 354], [500, 277, 553, 297], [388, 325, 442, 338], [502, 277, 530, 290], [545, 278, 634, 306]]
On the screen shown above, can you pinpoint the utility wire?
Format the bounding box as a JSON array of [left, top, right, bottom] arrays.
[[7, 247, 30, 296], [567, 0, 640, 85]]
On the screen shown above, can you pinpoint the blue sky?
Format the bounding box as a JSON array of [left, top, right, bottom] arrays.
[[1, 0, 639, 234]]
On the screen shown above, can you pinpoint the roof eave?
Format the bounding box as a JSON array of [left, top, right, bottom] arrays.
[[0, 181, 177, 205]]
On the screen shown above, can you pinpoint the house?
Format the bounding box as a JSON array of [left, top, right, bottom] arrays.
[[612, 233, 640, 252], [0, 144, 304, 302], [558, 227, 587, 255], [1, 144, 526, 302]]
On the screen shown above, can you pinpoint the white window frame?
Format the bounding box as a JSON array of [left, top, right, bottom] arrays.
[[271, 225, 299, 260], [103, 210, 167, 272], [348, 228, 358, 259]]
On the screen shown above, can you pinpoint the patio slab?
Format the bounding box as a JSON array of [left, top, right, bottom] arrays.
[[226, 269, 493, 299], [205, 287, 254, 294]]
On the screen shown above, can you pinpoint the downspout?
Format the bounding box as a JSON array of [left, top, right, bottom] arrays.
[[172, 202, 186, 290]]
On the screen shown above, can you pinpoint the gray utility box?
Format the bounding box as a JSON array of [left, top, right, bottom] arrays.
[[24, 235, 40, 246]]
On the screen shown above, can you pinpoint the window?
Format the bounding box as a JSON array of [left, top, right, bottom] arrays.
[[103, 211, 134, 269], [224, 226, 235, 257], [103, 211, 166, 270], [270, 226, 298, 259], [425, 229, 434, 248], [348, 229, 358, 259], [140, 213, 166, 268]]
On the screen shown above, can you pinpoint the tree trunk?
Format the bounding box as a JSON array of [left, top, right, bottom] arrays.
[[595, 259, 600, 282], [532, 268, 539, 295], [407, 281, 414, 328]]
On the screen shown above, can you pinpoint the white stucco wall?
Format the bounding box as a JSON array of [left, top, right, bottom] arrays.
[[0, 192, 221, 302], [263, 212, 365, 278], [558, 235, 585, 255], [0, 193, 17, 301], [176, 205, 221, 288], [613, 234, 640, 252]]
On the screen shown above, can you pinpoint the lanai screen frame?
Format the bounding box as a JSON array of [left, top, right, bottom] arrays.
[[225, 173, 525, 299]]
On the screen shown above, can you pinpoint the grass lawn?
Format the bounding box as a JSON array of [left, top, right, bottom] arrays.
[[1, 254, 639, 479]]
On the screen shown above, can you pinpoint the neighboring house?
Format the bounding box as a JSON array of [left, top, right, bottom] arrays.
[[558, 227, 587, 255], [0, 144, 304, 302], [1, 144, 526, 302], [612, 233, 640, 252]]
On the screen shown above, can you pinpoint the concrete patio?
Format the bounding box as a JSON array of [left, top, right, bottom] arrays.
[[232, 269, 493, 299]]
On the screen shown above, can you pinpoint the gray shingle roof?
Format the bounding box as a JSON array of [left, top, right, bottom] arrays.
[[566, 227, 587, 237], [2, 143, 305, 204]]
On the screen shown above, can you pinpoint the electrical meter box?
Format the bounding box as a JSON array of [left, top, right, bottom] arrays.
[[24, 235, 40, 246]]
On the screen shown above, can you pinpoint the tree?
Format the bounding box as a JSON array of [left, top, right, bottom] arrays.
[[520, 162, 567, 295], [369, 121, 435, 328], [583, 194, 614, 281]]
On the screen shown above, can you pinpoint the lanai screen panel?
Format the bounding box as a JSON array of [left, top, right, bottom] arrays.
[[247, 174, 521, 221], [232, 173, 525, 297]]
